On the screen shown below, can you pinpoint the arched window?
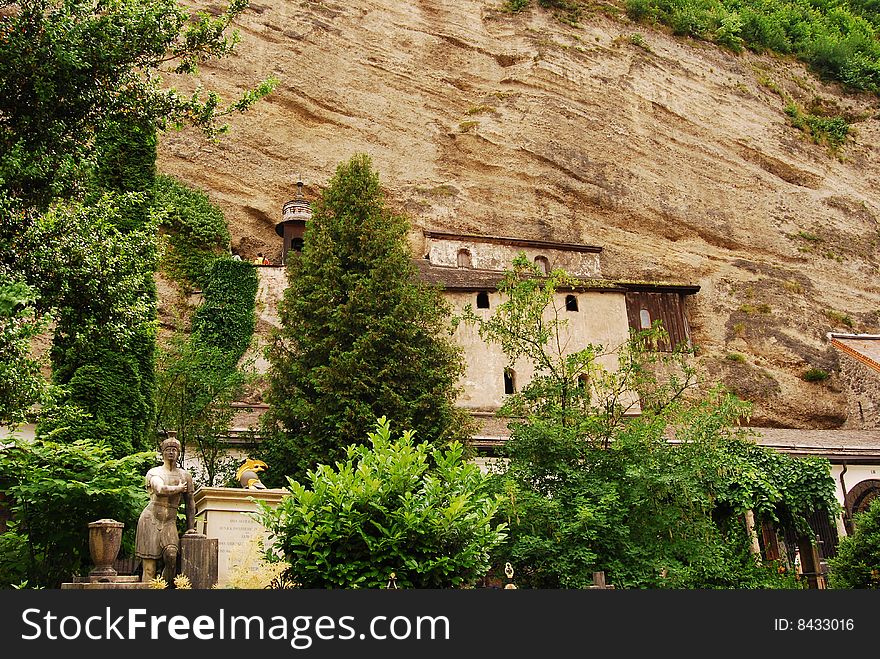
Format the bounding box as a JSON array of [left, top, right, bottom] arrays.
[[476, 291, 490, 309], [503, 368, 516, 395], [565, 294, 578, 312], [291, 238, 304, 253], [577, 374, 590, 390], [457, 249, 472, 268], [639, 308, 651, 329], [534, 255, 549, 274]]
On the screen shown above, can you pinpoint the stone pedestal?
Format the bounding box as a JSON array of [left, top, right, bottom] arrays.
[[179, 532, 219, 589], [193, 487, 287, 586], [61, 577, 152, 590]]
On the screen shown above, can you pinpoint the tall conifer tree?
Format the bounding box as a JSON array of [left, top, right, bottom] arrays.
[[262, 154, 470, 483]]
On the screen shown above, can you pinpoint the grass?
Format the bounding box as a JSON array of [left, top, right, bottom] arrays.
[[785, 103, 850, 153], [739, 303, 771, 314], [628, 32, 653, 52], [726, 352, 747, 363], [801, 367, 830, 383], [458, 121, 479, 133], [625, 0, 880, 93], [824, 309, 854, 328], [503, 0, 583, 25], [465, 105, 495, 116], [503, 0, 530, 12], [794, 230, 823, 243]]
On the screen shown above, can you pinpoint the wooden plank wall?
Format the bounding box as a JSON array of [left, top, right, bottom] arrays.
[[625, 292, 691, 352]]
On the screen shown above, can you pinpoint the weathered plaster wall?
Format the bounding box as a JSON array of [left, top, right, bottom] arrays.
[[250, 266, 287, 374], [447, 288, 634, 410]]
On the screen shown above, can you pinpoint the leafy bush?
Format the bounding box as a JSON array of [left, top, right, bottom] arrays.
[[801, 367, 830, 382], [504, 0, 531, 11], [784, 103, 850, 151], [0, 438, 151, 588], [828, 498, 880, 588], [257, 418, 507, 589]]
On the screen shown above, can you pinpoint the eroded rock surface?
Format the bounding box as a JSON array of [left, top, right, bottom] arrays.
[[157, 1, 880, 427]]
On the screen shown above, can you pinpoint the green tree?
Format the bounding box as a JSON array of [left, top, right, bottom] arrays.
[[257, 418, 507, 588], [828, 498, 880, 588], [27, 198, 159, 457], [155, 336, 247, 486], [261, 154, 470, 483], [0, 0, 274, 211], [467, 255, 836, 588], [0, 277, 47, 427], [0, 0, 274, 443]]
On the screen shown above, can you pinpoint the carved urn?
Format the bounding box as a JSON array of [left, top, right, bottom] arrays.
[[88, 519, 124, 582]]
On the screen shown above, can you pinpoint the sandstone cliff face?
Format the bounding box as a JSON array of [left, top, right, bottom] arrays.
[[157, 0, 880, 428]]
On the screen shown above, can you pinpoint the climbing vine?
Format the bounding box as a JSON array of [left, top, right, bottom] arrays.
[[153, 177, 257, 486]]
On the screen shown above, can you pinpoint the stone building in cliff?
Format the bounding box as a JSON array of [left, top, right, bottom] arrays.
[[413, 230, 699, 444]]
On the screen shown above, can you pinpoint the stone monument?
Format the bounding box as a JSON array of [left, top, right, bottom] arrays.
[[194, 458, 287, 586], [61, 519, 150, 590]]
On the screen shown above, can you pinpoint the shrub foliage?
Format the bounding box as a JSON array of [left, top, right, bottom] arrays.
[[257, 418, 506, 588]]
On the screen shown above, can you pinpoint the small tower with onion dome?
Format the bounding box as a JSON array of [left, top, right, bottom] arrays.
[[275, 177, 312, 265]]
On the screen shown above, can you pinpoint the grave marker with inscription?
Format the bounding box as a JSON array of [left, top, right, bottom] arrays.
[[193, 487, 287, 586]]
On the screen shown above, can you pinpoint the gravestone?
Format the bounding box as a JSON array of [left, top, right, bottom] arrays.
[[193, 486, 287, 586]]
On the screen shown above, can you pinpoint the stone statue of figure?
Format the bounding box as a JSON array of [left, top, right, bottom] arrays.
[[135, 436, 196, 583]]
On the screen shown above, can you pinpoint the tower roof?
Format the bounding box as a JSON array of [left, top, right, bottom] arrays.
[[276, 178, 312, 237]]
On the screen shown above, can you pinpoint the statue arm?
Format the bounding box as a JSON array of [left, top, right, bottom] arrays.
[[149, 474, 188, 496]]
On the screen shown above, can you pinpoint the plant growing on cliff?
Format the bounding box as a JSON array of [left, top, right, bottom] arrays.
[[625, 0, 880, 92], [257, 418, 506, 588], [261, 154, 471, 483], [154, 185, 257, 486]]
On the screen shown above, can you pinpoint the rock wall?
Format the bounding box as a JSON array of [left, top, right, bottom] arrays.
[[157, 0, 880, 427]]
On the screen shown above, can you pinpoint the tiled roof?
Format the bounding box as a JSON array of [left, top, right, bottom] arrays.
[[467, 412, 880, 461], [746, 427, 880, 462]]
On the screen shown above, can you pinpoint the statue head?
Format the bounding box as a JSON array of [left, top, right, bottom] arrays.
[[159, 436, 181, 458]]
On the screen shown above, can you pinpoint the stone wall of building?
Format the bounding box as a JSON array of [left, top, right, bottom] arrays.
[[426, 236, 601, 278], [838, 353, 880, 429]]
